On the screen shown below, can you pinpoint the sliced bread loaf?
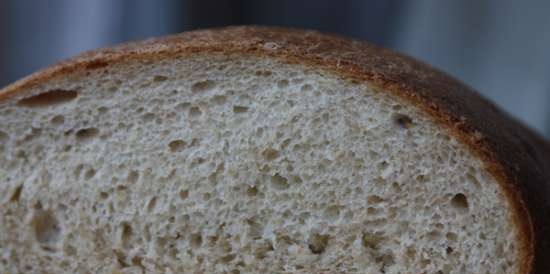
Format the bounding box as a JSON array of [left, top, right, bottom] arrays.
[[0, 26, 549, 274]]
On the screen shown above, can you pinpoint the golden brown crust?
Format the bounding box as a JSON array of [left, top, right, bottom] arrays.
[[1, 26, 548, 274]]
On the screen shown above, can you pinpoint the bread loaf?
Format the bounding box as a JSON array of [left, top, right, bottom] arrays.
[[0, 26, 549, 274]]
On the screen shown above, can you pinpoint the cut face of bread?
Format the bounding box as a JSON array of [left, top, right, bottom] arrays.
[[1, 27, 545, 274], [0, 56, 518, 274]]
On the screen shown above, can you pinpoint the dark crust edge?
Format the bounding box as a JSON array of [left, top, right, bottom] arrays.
[[1, 26, 549, 274]]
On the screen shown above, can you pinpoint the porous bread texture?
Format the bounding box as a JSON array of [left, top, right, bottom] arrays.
[[0, 55, 518, 274]]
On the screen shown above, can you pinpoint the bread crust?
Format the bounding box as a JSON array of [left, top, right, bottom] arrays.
[[1, 26, 548, 274]]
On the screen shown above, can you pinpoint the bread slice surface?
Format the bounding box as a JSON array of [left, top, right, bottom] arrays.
[[1, 26, 549, 274]]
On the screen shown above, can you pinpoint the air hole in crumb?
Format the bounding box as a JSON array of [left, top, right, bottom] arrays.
[[254, 240, 274, 259], [254, 127, 264, 138], [179, 189, 189, 200], [190, 233, 202, 248], [367, 207, 380, 215], [21, 128, 42, 142], [392, 113, 414, 129], [0, 130, 7, 142], [420, 259, 431, 268], [301, 84, 313, 91], [139, 81, 152, 88], [153, 75, 168, 82], [34, 201, 43, 210], [15, 149, 27, 159], [239, 93, 251, 101], [427, 230, 441, 240], [466, 172, 481, 189], [405, 247, 416, 259], [308, 233, 330, 254], [324, 205, 341, 219], [392, 104, 403, 110], [286, 164, 294, 172], [142, 112, 155, 122], [120, 222, 132, 248], [277, 234, 294, 247], [131, 256, 144, 269], [262, 148, 279, 160], [255, 70, 272, 77], [221, 254, 236, 262], [376, 253, 396, 271], [367, 195, 384, 204], [450, 193, 469, 211], [116, 185, 127, 192], [190, 138, 200, 147], [73, 164, 84, 178], [277, 79, 289, 88], [17, 89, 78, 107], [127, 170, 139, 184], [50, 115, 65, 125], [107, 84, 119, 92], [212, 95, 227, 105], [191, 80, 216, 93], [100, 192, 109, 199], [146, 196, 157, 212], [175, 102, 191, 112], [362, 232, 384, 249], [391, 182, 401, 191], [75, 127, 99, 141], [247, 186, 258, 196], [97, 106, 108, 114], [233, 106, 249, 113], [321, 112, 330, 122], [270, 174, 289, 190], [189, 107, 202, 117], [63, 244, 77, 256], [281, 139, 292, 149], [168, 139, 187, 152], [446, 232, 458, 241], [246, 218, 264, 239], [114, 250, 129, 267], [84, 168, 96, 180], [289, 171, 301, 182], [9, 185, 23, 202], [208, 235, 219, 246], [31, 210, 61, 247]]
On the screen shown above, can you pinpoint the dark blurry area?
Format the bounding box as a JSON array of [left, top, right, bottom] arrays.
[[1, 0, 549, 136]]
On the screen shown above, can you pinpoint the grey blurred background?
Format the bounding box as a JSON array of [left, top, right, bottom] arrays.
[[1, 0, 549, 137]]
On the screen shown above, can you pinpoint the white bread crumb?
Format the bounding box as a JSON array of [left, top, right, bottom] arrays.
[[0, 56, 518, 274]]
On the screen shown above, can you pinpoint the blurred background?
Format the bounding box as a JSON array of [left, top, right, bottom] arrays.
[[1, 0, 549, 137]]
